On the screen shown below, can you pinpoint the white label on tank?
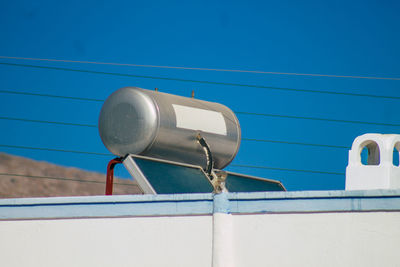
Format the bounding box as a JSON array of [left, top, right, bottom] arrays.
[[172, 104, 227, 135]]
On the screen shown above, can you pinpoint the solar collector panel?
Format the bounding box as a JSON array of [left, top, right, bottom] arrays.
[[123, 155, 285, 194]]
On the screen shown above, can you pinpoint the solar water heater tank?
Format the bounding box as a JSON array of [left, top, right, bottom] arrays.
[[99, 87, 241, 169]]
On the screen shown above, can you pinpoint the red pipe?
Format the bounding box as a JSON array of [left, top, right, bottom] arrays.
[[105, 157, 123, 195]]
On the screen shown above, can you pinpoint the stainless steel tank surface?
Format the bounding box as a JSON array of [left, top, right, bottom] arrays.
[[98, 87, 241, 169]]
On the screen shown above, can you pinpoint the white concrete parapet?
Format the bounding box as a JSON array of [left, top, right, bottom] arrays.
[[2, 191, 400, 267], [346, 133, 400, 190]]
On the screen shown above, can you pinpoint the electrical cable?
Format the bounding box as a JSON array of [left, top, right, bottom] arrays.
[[2, 110, 399, 129], [1, 62, 400, 100], [236, 112, 400, 127], [1, 89, 395, 149], [0, 89, 103, 102], [1, 56, 399, 81], [1, 89, 400, 128], [0, 116, 97, 128], [0, 144, 344, 175], [242, 138, 349, 149], [0, 135, 349, 153], [0, 144, 112, 156], [0, 139, 348, 158], [230, 164, 344, 175], [0, 60, 383, 179], [0, 173, 138, 187], [0, 114, 356, 148]]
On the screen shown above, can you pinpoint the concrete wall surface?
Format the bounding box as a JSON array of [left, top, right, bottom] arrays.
[[1, 190, 400, 267], [0, 216, 213, 267], [233, 212, 400, 267]]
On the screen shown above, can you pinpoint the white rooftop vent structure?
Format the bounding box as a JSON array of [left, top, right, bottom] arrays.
[[346, 133, 400, 190]]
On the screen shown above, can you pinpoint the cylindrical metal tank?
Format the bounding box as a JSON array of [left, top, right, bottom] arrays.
[[98, 87, 241, 169]]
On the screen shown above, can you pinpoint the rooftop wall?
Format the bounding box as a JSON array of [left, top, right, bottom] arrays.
[[1, 190, 400, 267]]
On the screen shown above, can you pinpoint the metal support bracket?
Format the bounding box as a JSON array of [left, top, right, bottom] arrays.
[[210, 170, 228, 193]]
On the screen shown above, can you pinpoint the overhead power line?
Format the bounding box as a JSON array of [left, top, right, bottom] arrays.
[[2, 109, 399, 129], [0, 89, 103, 102], [0, 143, 343, 175], [1, 56, 399, 81], [1, 62, 400, 100], [230, 164, 344, 175], [0, 89, 396, 148], [0, 144, 112, 156], [0, 116, 97, 128], [3, 89, 399, 127], [0, 113, 380, 148], [3, 89, 399, 128], [0, 173, 138, 187], [242, 138, 349, 149], [236, 112, 400, 127], [0, 136, 348, 158]]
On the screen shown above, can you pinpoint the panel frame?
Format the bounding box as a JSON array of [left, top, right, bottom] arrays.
[[224, 171, 286, 191], [122, 154, 286, 194], [123, 154, 214, 194], [123, 155, 157, 194]]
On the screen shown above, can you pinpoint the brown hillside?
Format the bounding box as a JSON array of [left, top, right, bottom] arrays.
[[0, 153, 142, 198]]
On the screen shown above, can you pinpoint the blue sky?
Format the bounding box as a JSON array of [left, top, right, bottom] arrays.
[[0, 0, 399, 191]]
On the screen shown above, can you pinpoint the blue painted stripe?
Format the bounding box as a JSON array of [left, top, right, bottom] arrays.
[[213, 193, 230, 214], [0, 194, 214, 219], [0, 190, 400, 220], [0, 199, 214, 219], [229, 190, 400, 213], [229, 189, 400, 200], [229, 195, 400, 214], [0, 193, 213, 206]]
